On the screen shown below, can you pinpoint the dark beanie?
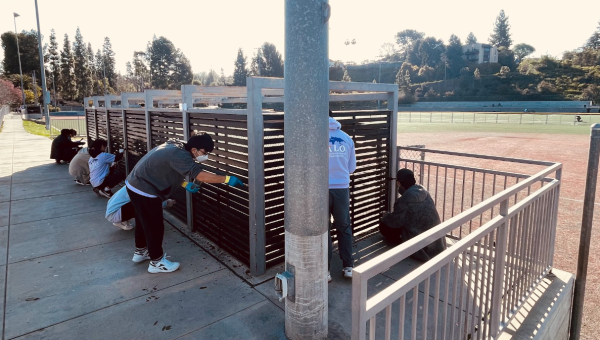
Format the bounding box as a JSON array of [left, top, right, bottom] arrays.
[[397, 168, 416, 188], [186, 133, 214, 153]]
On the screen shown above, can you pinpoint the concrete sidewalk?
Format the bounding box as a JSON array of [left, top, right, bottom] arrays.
[[0, 116, 286, 340]]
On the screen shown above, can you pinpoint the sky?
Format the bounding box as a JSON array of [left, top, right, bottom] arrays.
[[1, 0, 599, 76]]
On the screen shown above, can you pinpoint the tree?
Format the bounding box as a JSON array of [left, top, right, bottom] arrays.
[[170, 49, 193, 89], [378, 43, 399, 61], [395, 29, 424, 50], [251, 42, 284, 77], [583, 84, 600, 104], [489, 10, 513, 48], [147, 36, 176, 89], [73, 27, 93, 99], [417, 37, 445, 68], [102, 37, 116, 88], [1, 30, 40, 76], [466, 32, 478, 45], [0, 78, 23, 106], [585, 21, 600, 50], [342, 68, 352, 82], [218, 68, 227, 86], [59, 34, 77, 100], [445, 34, 466, 78], [514, 43, 536, 61], [497, 46, 517, 69], [233, 48, 248, 86], [46, 29, 60, 100], [132, 51, 149, 91], [499, 66, 510, 77]]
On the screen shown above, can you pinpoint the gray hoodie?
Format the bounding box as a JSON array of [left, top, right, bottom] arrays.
[[126, 139, 203, 201], [382, 184, 447, 261]]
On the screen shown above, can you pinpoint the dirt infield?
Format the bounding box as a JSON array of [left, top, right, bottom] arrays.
[[399, 125, 599, 339]]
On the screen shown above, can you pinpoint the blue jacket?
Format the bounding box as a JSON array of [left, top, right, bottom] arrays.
[[328, 117, 356, 189]]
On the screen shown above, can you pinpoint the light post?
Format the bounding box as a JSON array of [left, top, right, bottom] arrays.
[[34, 0, 51, 130], [13, 13, 26, 109]]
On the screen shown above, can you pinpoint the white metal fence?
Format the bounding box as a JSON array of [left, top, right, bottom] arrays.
[[352, 148, 561, 340], [399, 112, 600, 125], [49, 117, 87, 138], [0, 105, 9, 129]]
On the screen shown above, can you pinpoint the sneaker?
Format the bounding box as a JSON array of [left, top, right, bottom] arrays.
[[113, 221, 134, 231], [98, 189, 113, 198], [327, 271, 332, 283], [148, 254, 180, 274], [343, 267, 353, 278], [132, 248, 150, 263], [74, 179, 89, 186], [93, 188, 103, 197]]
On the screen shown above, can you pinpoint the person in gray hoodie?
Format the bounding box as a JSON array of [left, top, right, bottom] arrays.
[[380, 168, 447, 261], [328, 111, 357, 280]]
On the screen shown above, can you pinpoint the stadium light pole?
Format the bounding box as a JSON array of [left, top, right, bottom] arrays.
[[34, 0, 51, 130], [13, 13, 26, 108]]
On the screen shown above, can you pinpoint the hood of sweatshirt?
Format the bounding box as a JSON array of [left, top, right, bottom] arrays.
[[398, 184, 429, 203], [329, 117, 341, 130]]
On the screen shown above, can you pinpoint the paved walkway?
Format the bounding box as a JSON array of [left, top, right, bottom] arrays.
[[0, 116, 286, 340]]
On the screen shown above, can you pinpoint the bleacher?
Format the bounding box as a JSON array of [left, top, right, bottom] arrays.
[[399, 101, 593, 113]]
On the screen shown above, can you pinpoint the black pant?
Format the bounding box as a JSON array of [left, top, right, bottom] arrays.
[[95, 168, 125, 190], [127, 188, 164, 260], [120, 202, 136, 222]]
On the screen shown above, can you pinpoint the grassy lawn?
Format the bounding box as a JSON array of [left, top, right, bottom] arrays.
[[22, 120, 51, 138]]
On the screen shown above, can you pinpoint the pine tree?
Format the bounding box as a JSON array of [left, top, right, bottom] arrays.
[[446, 34, 466, 78], [585, 21, 600, 49], [170, 49, 193, 89], [489, 10, 513, 48], [59, 34, 77, 100], [102, 37, 116, 88], [342, 68, 352, 82], [47, 29, 60, 101], [218, 68, 227, 86], [147, 36, 176, 89], [72, 27, 89, 99], [233, 48, 248, 86], [95, 49, 107, 94], [251, 42, 284, 77], [466, 32, 477, 45]]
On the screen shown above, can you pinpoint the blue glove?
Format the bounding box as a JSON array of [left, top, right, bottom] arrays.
[[225, 175, 244, 187], [182, 181, 200, 193]]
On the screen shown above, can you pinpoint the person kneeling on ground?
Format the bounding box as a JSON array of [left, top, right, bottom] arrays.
[[379, 168, 447, 261], [50, 129, 84, 164], [69, 147, 91, 185], [89, 139, 125, 198], [106, 186, 175, 231], [126, 133, 245, 274]]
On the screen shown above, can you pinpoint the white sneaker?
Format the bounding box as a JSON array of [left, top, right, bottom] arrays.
[[327, 271, 332, 283], [148, 254, 180, 274], [113, 221, 134, 231], [343, 267, 353, 278], [132, 249, 150, 263]]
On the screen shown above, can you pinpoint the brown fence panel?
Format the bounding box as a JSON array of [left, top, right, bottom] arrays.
[[97, 110, 107, 140], [85, 108, 97, 145], [189, 112, 250, 266], [124, 110, 147, 173], [263, 110, 391, 268], [108, 109, 125, 174]]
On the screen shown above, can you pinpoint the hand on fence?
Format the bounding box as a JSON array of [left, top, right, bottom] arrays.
[[181, 181, 201, 193], [119, 148, 124, 153], [225, 175, 245, 188]]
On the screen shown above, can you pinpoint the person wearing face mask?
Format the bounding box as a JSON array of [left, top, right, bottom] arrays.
[[125, 133, 244, 274], [380, 168, 446, 261]]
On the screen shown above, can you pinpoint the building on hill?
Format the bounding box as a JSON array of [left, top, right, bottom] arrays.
[[462, 43, 498, 64]]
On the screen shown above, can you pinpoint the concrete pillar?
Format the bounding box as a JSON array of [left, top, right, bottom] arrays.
[[284, 1, 330, 339]]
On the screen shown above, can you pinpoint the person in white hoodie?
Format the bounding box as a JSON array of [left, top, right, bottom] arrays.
[[328, 110, 357, 280]]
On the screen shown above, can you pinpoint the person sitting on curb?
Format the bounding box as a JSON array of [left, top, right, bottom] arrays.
[[106, 186, 176, 231], [50, 129, 84, 164], [125, 133, 245, 274], [69, 147, 91, 185], [88, 139, 125, 198], [328, 110, 357, 282], [379, 168, 447, 261]]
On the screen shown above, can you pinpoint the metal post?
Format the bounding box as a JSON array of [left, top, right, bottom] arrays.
[[490, 199, 509, 338], [570, 123, 600, 340], [144, 91, 153, 153], [121, 97, 129, 174], [34, 0, 50, 130], [388, 89, 399, 214], [181, 87, 194, 232], [284, 0, 329, 338], [13, 13, 26, 108]]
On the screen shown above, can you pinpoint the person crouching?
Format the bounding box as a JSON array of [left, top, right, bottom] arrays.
[[88, 139, 125, 198], [106, 186, 175, 230]]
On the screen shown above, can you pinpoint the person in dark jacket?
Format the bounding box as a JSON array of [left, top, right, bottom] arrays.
[[50, 129, 84, 164], [380, 168, 447, 261]]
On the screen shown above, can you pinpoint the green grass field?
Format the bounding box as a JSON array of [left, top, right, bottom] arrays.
[[399, 112, 599, 135], [22, 120, 50, 138]]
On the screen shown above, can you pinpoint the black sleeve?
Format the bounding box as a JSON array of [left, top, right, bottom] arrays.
[[114, 152, 124, 162]]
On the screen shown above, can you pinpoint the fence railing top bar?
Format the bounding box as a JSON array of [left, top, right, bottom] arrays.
[[187, 108, 248, 116], [353, 161, 561, 279], [147, 108, 183, 113], [362, 179, 559, 319], [399, 146, 558, 167], [399, 158, 554, 181], [330, 80, 398, 93]]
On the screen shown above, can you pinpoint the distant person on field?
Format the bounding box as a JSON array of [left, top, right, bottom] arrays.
[[88, 139, 125, 198], [105, 186, 176, 231], [50, 129, 83, 164], [379, 168, 447, 261], [328, 110, 356, 281], [69, 147, 91, 185]]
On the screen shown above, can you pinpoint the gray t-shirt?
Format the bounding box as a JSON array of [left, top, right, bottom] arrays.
[[126, 139, 203, 200]]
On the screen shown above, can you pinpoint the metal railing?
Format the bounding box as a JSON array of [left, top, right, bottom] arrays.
[[0, 105, 9, 129], [352, 148, 561, 340], [49, 116, 87, 138], [400, 112, 600, 125]]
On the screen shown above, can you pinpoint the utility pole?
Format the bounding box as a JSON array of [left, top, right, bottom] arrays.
[[34, 0, 51, 130], [13, 13, 26, 109], [32, 71, 39, 104], [284, 0, 330, 339]]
